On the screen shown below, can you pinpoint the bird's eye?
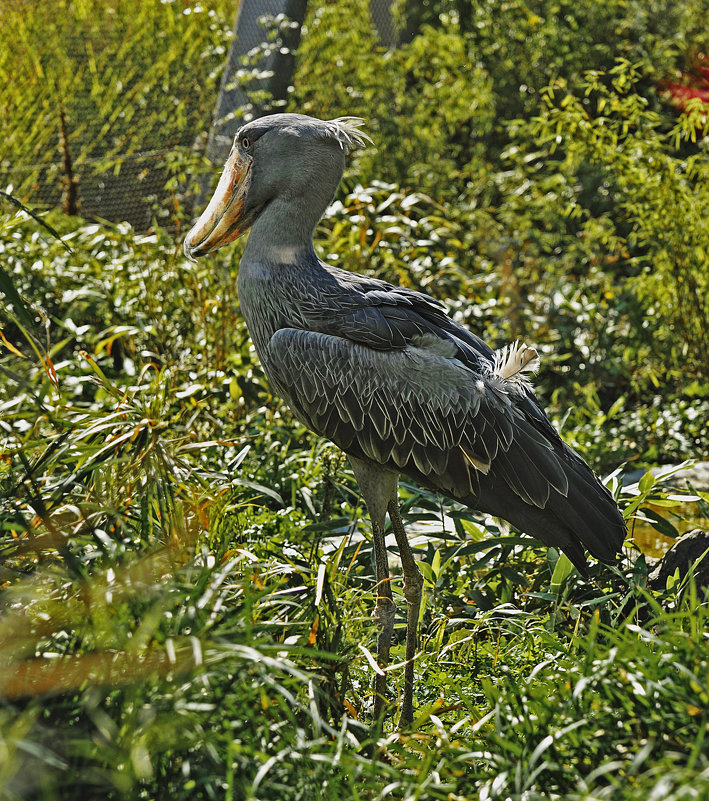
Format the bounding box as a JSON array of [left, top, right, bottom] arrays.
[[240, 136, 252, 151]]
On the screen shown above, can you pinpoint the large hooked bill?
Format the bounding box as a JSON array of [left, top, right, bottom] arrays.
[[183, 147, 252, 261]]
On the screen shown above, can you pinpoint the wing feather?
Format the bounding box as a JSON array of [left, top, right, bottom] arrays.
[[250, 261, 625, 567], [265, 327, 572, 508]]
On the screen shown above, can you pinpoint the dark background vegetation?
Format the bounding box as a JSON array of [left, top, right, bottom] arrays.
[[1, 1, 708, 799]]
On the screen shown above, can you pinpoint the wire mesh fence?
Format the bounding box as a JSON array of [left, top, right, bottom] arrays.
[[0, 0, 400, 231]]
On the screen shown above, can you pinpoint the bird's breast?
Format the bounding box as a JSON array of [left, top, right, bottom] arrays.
[[237, 262, 310, 359]]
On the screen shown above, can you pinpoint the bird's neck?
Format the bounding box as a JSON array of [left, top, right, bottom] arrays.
[[237, 203, 324, 361], [242, 194, 325, 265]]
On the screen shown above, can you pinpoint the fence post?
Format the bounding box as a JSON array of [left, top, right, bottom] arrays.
[[206, 0, 309, 166]]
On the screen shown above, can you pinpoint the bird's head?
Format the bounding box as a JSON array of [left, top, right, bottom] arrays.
[[183, 113, 370, 261]]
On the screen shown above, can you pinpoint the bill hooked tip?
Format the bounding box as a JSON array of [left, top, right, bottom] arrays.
[[183, 237, 199, 262], [183, 226, 213, 261], [183, 149, 252, 259]]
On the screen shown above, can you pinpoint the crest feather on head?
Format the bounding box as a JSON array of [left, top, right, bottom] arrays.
[[325, 117, 372, 152]]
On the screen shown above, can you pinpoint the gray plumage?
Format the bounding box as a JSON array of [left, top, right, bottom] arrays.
[[184, 113, 626, 725]]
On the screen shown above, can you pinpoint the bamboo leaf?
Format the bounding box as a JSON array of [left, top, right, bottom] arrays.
[[0, 265, 36, 332], [0, 191, 73, 253], [550, 552, 575, 595]]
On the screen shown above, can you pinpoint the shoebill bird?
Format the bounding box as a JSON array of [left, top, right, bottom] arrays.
[[184, 113, 626, 727]]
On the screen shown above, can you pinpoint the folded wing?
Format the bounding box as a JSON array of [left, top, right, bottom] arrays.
[[266, 327, 625, 571]]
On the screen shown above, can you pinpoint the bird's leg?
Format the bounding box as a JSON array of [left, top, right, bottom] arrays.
[[349, 457, 398, 720], [388, 498, 423, 728], [371, 517, 395, 719]]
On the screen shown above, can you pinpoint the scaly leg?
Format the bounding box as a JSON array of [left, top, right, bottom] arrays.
[[371, 517, 395, 719], [349, 457, 399, 720], [388, 498, 423, 728]]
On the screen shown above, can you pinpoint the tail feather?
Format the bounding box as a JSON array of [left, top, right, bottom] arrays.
[[469, 452, 625, 571]]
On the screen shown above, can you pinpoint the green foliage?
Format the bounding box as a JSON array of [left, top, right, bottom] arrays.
[[438, 603, 709, 800], [295, 7, 496, 194], [518, 62, 709, 380], [2, 1, 709, 799]]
